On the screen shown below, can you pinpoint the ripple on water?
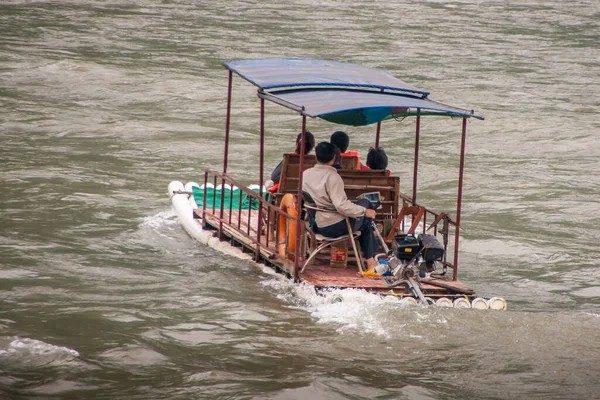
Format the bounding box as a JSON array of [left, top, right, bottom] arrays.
[[0, 337, 79, 369], [0, 269, 39, 279], [99, 345, 169, 368], [571, 286, 600, 298]]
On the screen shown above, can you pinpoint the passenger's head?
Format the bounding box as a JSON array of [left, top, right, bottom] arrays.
[[330, 131, 350, 153], [366, 147, 388, 170], [315, 141, 337, 164], [294, 131, 315, 155]]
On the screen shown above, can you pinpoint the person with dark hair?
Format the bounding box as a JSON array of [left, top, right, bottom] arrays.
[[270, 131, 315, 184], [330, 131, 350, 153], [303, 142, 380, 274], [363, 147, 391, 175], [330, 130, 361, 169]]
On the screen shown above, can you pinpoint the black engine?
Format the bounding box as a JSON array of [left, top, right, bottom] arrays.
[[392, 233, 444, 272]]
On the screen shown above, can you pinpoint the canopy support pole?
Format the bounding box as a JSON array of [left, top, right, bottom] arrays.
[[259, 98, 265, 192], [293, 116, 307, 280], [412, 111, 421, 204], [256, 98, 265, 261], [375, 88, 384, 147], [223, 70, 232, 174], [219, 70, 233, 239], [453, 117, 468, 281]]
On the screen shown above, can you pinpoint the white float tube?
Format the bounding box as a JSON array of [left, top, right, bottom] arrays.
[[435, 297, 454, 307], [488, 297, 507, 311], [184, 181, 200, 209], [471, 297, 489, 309], [169, 181, 213, 245], [452, 298, 472, 308], [400, 297, 418, 306]]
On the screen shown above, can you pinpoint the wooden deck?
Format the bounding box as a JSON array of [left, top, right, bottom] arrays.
[[198, 208, 474, 298], [300, 265, 473, 296]]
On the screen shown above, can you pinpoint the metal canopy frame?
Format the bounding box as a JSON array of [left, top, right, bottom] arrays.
[[257, 88, 483, 124]]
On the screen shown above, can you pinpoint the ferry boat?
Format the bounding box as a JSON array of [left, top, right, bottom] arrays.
[[169, 58, 506, 309]]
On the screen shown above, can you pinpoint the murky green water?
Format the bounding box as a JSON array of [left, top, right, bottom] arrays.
[[1, 1, 599, 399]]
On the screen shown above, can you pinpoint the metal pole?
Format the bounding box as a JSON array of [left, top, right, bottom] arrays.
[[223, 70, 232, 174], [375, 89, 384, 147], [219, 70, 233, 239], [412, 111, 421, 204], [202, 170, 208, 229], [293, 116, 307, 279], [256, 98, 265, 260], [259, 98, 265, 193], [453, 117, 468, 281]]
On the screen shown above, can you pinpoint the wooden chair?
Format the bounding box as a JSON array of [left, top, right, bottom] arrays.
[[384, 203, 425, 243], [300, 191, 365, 276]]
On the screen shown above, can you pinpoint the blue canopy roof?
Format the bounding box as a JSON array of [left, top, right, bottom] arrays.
[[224, 58, 483, 125], [224, 58, 429, 96]]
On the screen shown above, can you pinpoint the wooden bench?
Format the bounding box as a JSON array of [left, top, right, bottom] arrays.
[[271, 152, 400, 229], [277, 153, 358, 195], [337, 171, 399, 222], [274, 153, 398, 215]]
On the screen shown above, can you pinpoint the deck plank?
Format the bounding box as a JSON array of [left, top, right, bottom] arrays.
[[299, 264, 472, 294]]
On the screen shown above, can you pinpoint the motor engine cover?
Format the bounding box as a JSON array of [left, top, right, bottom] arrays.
[[418, 234, 444, 263], [392, 234, 420, 260]]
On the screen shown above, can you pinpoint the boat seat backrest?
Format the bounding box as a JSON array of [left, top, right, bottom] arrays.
[[301, 190, 339, 233], [277, 153, 358, 194], [338, 172, 400, 221]]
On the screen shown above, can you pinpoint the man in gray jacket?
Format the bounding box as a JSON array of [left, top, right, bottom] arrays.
[[302, 141, 379, 274]]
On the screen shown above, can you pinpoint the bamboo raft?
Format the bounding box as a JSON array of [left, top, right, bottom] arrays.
[[198, 208, 475, 299]]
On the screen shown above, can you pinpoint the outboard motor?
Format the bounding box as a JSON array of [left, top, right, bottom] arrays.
[[418, 233, 444, 272], [392, 234, 420, 261], [371, 224, 437, 304]]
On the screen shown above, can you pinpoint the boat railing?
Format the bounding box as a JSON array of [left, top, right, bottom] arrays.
[[398, 193, 459, 280], [202, 169, 301, 273], [201, 169, 460, 280]]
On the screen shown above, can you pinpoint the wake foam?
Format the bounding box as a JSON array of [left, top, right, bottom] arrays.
[[0, 337, 79, 368], [261, 278, 423, 338]]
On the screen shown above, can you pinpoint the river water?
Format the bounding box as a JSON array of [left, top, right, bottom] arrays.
[[1, 1, 599, 399]]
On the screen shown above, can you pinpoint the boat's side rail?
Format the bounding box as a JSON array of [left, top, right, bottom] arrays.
[[397, 192, 459, 279], [200, 169, 461, 280], [202, 169, 300, 268]]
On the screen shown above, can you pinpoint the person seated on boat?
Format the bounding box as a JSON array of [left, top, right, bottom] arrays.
[[330, 130, 362, 169], [268, 131, 315, 193], [361, 147, 392, 176], [302, 141, 380, 275]]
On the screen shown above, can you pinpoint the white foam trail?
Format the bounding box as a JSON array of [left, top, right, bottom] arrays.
[[140, 209, 178, 229], [261, 278, 422, 338], [0, 337, 79, 359]]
